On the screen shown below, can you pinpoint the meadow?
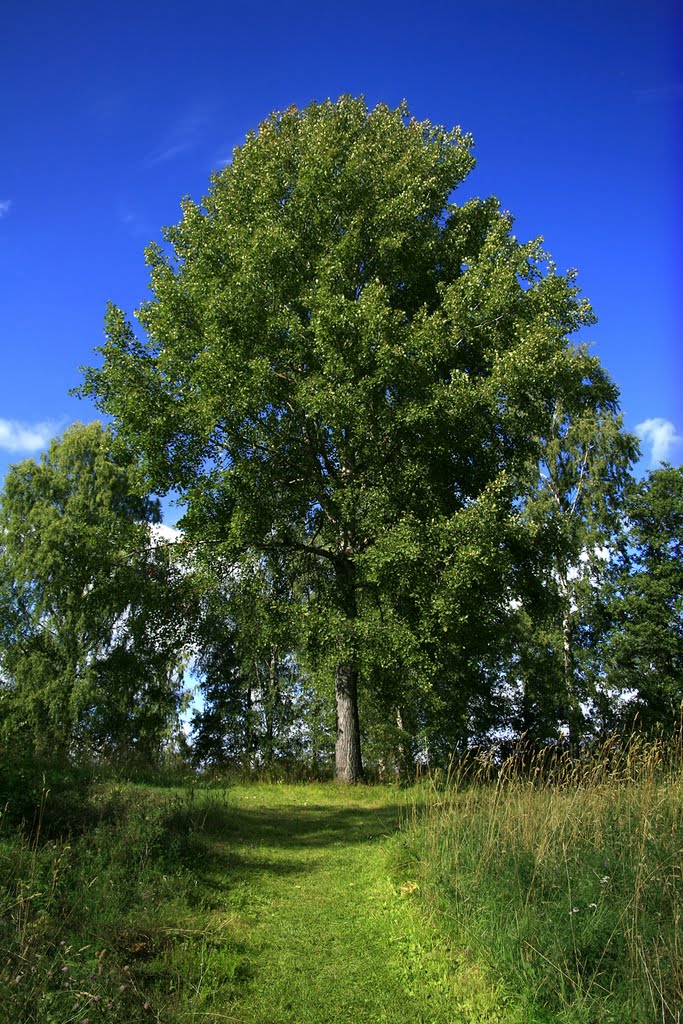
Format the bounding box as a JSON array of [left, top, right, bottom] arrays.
[[1, 737, 681, 1023]]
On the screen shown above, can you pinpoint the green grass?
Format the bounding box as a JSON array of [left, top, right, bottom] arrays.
[[397, 738, 683, 1023], [2, 741, 681, 1022], [0, 772, 507, 1023]]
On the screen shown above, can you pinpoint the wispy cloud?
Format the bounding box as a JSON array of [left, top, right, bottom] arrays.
[[636, 417, 683, 466], [146, 139, 195, 167], [145, 105, 214, 168], [0, 418, 55, 454], [213, 153, 233, 170], [634, 82, 683, 102], [211, 139, 243, 172], [117, 204, 153, 239], [0, 200, 12, 219]]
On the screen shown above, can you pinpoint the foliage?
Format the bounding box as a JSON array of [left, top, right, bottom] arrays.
[[80, 96, 608, 779], [0, 95, 670, 773], [505, 376, 639, 744], [0, 422, 189, 762], [604, 464, 683, 729], [189, 549, 335, 773]]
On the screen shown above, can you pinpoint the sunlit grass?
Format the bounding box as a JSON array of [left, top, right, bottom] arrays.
[[2, 738, 681, 1023], [397, 734, 683, 1023]]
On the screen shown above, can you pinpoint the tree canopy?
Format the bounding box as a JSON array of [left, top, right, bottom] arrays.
[[80, 96, 637, 780]]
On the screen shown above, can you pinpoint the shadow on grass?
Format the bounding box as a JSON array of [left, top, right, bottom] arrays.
[[173, 798, 422, 897], [0, 773, 425, 1022], [204, 800, 407, 847]]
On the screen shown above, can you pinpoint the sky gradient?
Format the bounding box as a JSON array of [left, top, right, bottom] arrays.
[[1, 0, 681, 502]]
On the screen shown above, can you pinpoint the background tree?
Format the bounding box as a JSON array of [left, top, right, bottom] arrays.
[[190, 551, 323, 772], [82, 97, 606, 781], [505, 351, 639, 744], [602, 464, 683, 730], [0, 422, 189, 763]]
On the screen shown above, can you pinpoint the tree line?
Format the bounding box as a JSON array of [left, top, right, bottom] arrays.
[[1, 98, 681, 781]]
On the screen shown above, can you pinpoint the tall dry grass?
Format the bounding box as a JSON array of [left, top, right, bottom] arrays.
[[399, 734, 683, 1023]]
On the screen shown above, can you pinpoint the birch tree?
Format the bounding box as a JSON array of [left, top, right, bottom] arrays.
[[0, 422, 188, 761]]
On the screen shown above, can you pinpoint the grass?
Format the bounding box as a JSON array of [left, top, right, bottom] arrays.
[[396, 736, 683, 1023], [0, 768, 507, 1023], [1, 738, 681, 1022]]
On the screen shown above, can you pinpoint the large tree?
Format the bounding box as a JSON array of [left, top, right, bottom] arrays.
[[81, 97, 601, 780]]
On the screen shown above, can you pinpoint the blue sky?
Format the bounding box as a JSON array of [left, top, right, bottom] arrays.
[[1, 0, 681, 503]]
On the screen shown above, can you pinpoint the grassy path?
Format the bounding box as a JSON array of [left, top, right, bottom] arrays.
[[180, 783, 506, 1024], [6, 765, 677, 1022]]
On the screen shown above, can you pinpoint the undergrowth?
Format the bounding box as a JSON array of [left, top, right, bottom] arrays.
[[0, 761, 237, 1023], [396, 734, 683, 1023]]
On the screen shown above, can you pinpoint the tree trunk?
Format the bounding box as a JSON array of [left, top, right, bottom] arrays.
[[559, 578, 582, 749], [243, 677, 254, 773], [335, 662, 363, 782], [264, 645, 278, 768], [395, 706, 410, 779], [333, 553, 363, 782]]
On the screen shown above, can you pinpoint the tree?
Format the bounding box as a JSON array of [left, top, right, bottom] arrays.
[[603, 465, 683, 730], [0, 422, 189, 762], [506, 356, 639, 744], [81, 97, 602, 781], [190, 550, 320, 772]]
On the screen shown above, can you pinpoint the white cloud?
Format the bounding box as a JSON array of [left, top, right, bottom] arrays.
[[579, 545, 609, 563], [149, 522, 183, 546], [0, 200, 12, 219], [0, 418, 55, 454], [635, 417, 683, 466]]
